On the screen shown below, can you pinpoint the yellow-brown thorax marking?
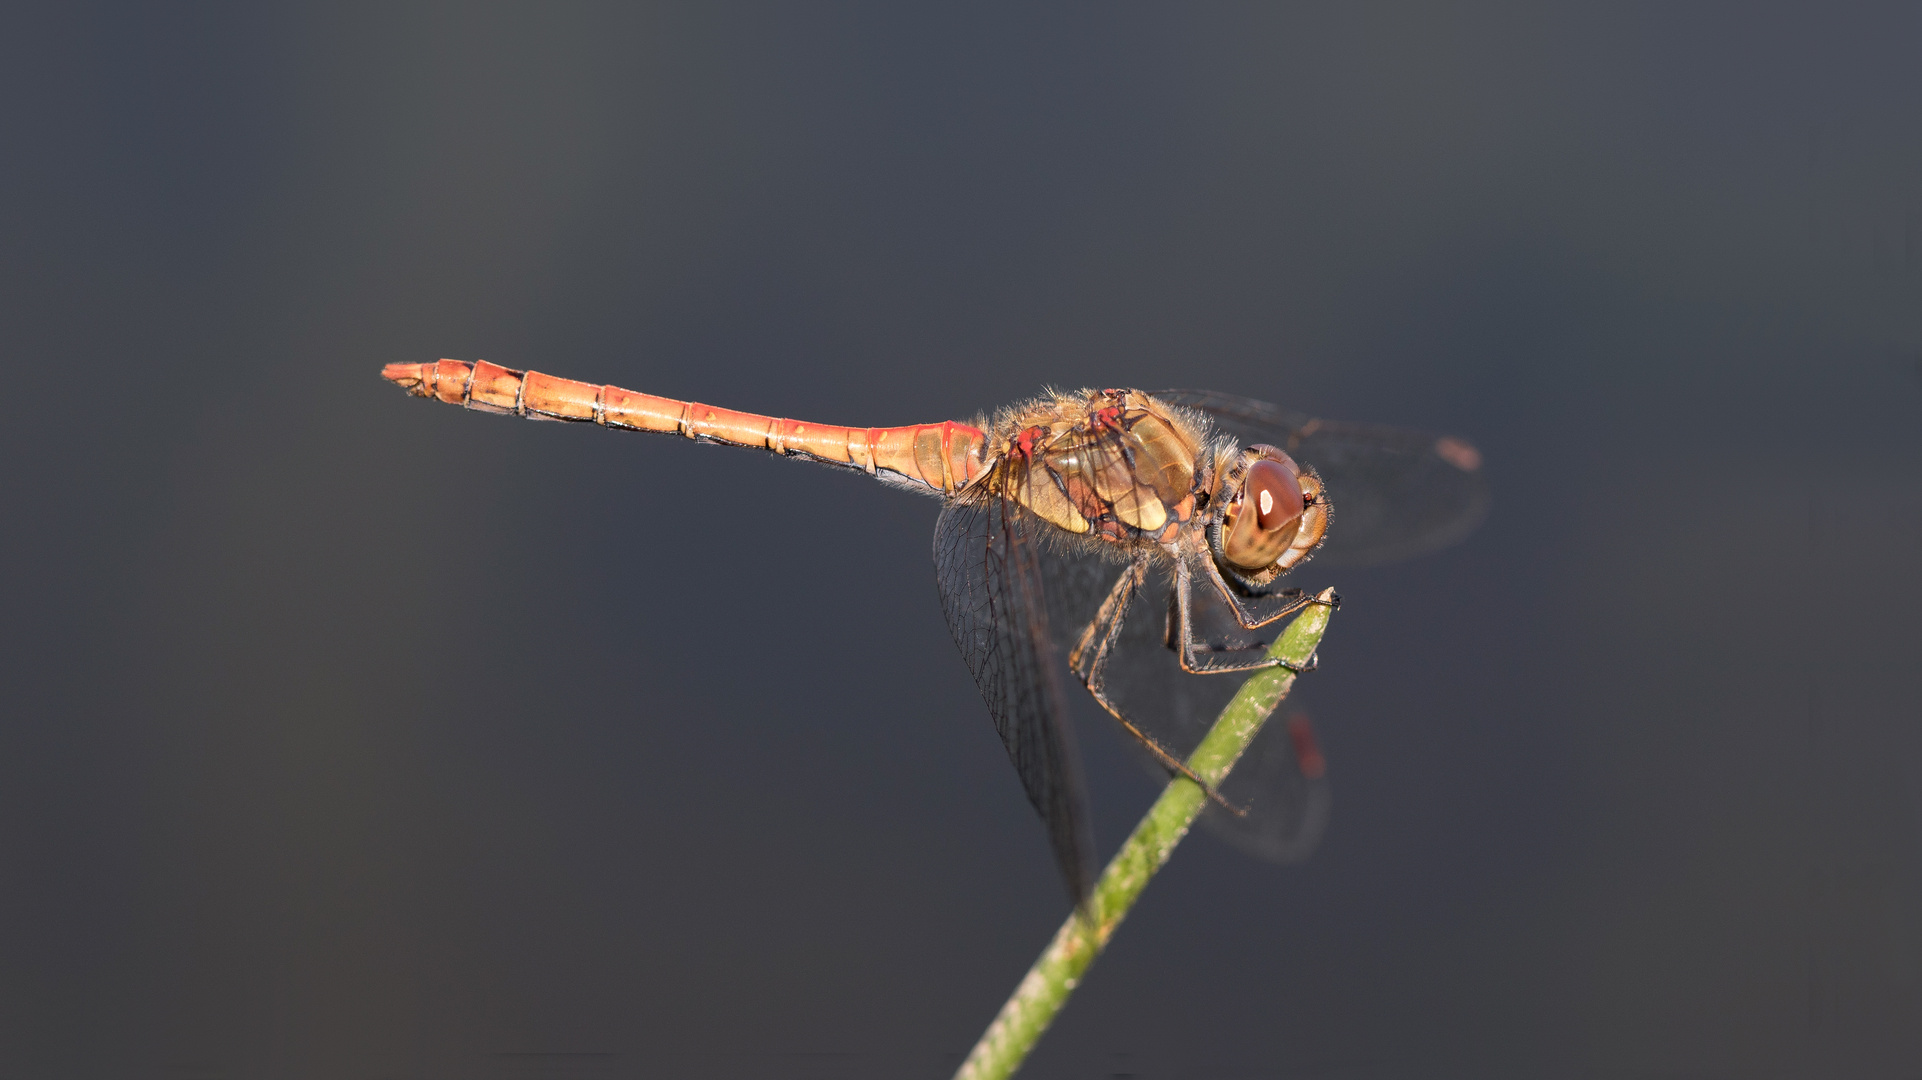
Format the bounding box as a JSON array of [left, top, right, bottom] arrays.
[[989, 390, 1199, 544]]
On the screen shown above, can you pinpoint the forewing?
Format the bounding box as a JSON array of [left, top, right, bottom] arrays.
[[1156, 389, 1489, 567], [934, 489, 1094, 907]]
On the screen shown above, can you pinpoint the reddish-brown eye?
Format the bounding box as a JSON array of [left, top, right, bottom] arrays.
[[1247, 457, 1304, 532], [1221, 453, 1310, 571]]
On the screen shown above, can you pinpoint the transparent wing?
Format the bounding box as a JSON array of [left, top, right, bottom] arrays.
[[934, 490, 1094, 907], [1203, 706, 1332, 862], [1039, 544, 1331, 863], [1155, 389, 1489, 567]]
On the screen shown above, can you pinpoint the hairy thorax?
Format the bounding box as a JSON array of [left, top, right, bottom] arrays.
[[979, 389, 1219, 555]]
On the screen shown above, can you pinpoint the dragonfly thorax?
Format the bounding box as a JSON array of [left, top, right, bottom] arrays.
[[988, 389, 1203, 544]]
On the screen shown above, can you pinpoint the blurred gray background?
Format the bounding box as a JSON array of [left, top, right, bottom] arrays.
[[2, 4, 1919, 1078]]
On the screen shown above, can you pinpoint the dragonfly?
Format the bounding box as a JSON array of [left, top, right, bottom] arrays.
[[381, 360, 1487, 906]]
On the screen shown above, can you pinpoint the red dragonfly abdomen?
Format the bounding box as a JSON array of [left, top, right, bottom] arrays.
[[382, 359, 987, 494]]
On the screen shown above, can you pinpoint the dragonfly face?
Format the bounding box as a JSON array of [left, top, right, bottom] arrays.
[[1205, 443, 1328, 591]]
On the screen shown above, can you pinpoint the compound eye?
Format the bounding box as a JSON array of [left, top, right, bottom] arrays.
[[1247, 458, 1304, 532], [1222, 454, 1307, 570]]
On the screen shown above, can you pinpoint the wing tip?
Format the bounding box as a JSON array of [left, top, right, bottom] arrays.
[[1433, 436, 1483, 472]]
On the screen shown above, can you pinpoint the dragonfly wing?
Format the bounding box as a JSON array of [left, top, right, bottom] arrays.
[[934, 492, 1094, 907], [1196, 707, 1332, 862], [1155, 389, 1490, 567], [1038, 546, 1333, 863]]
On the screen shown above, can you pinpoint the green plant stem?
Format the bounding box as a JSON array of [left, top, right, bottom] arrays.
[[952, 587, 1337, 1080]]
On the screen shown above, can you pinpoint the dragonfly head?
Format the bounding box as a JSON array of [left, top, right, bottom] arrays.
[[1207, 444, 1327, 588]]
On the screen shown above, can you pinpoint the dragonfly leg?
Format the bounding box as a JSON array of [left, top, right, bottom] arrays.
[[1066, 556, 1146, 673], [1199, 556, 1339, 631], [1071, 557, 1246, 817], [1173, 558, 1322, 675]]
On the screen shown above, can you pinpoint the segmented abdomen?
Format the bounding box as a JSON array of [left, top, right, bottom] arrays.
[[382, 359, 987, 494]]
